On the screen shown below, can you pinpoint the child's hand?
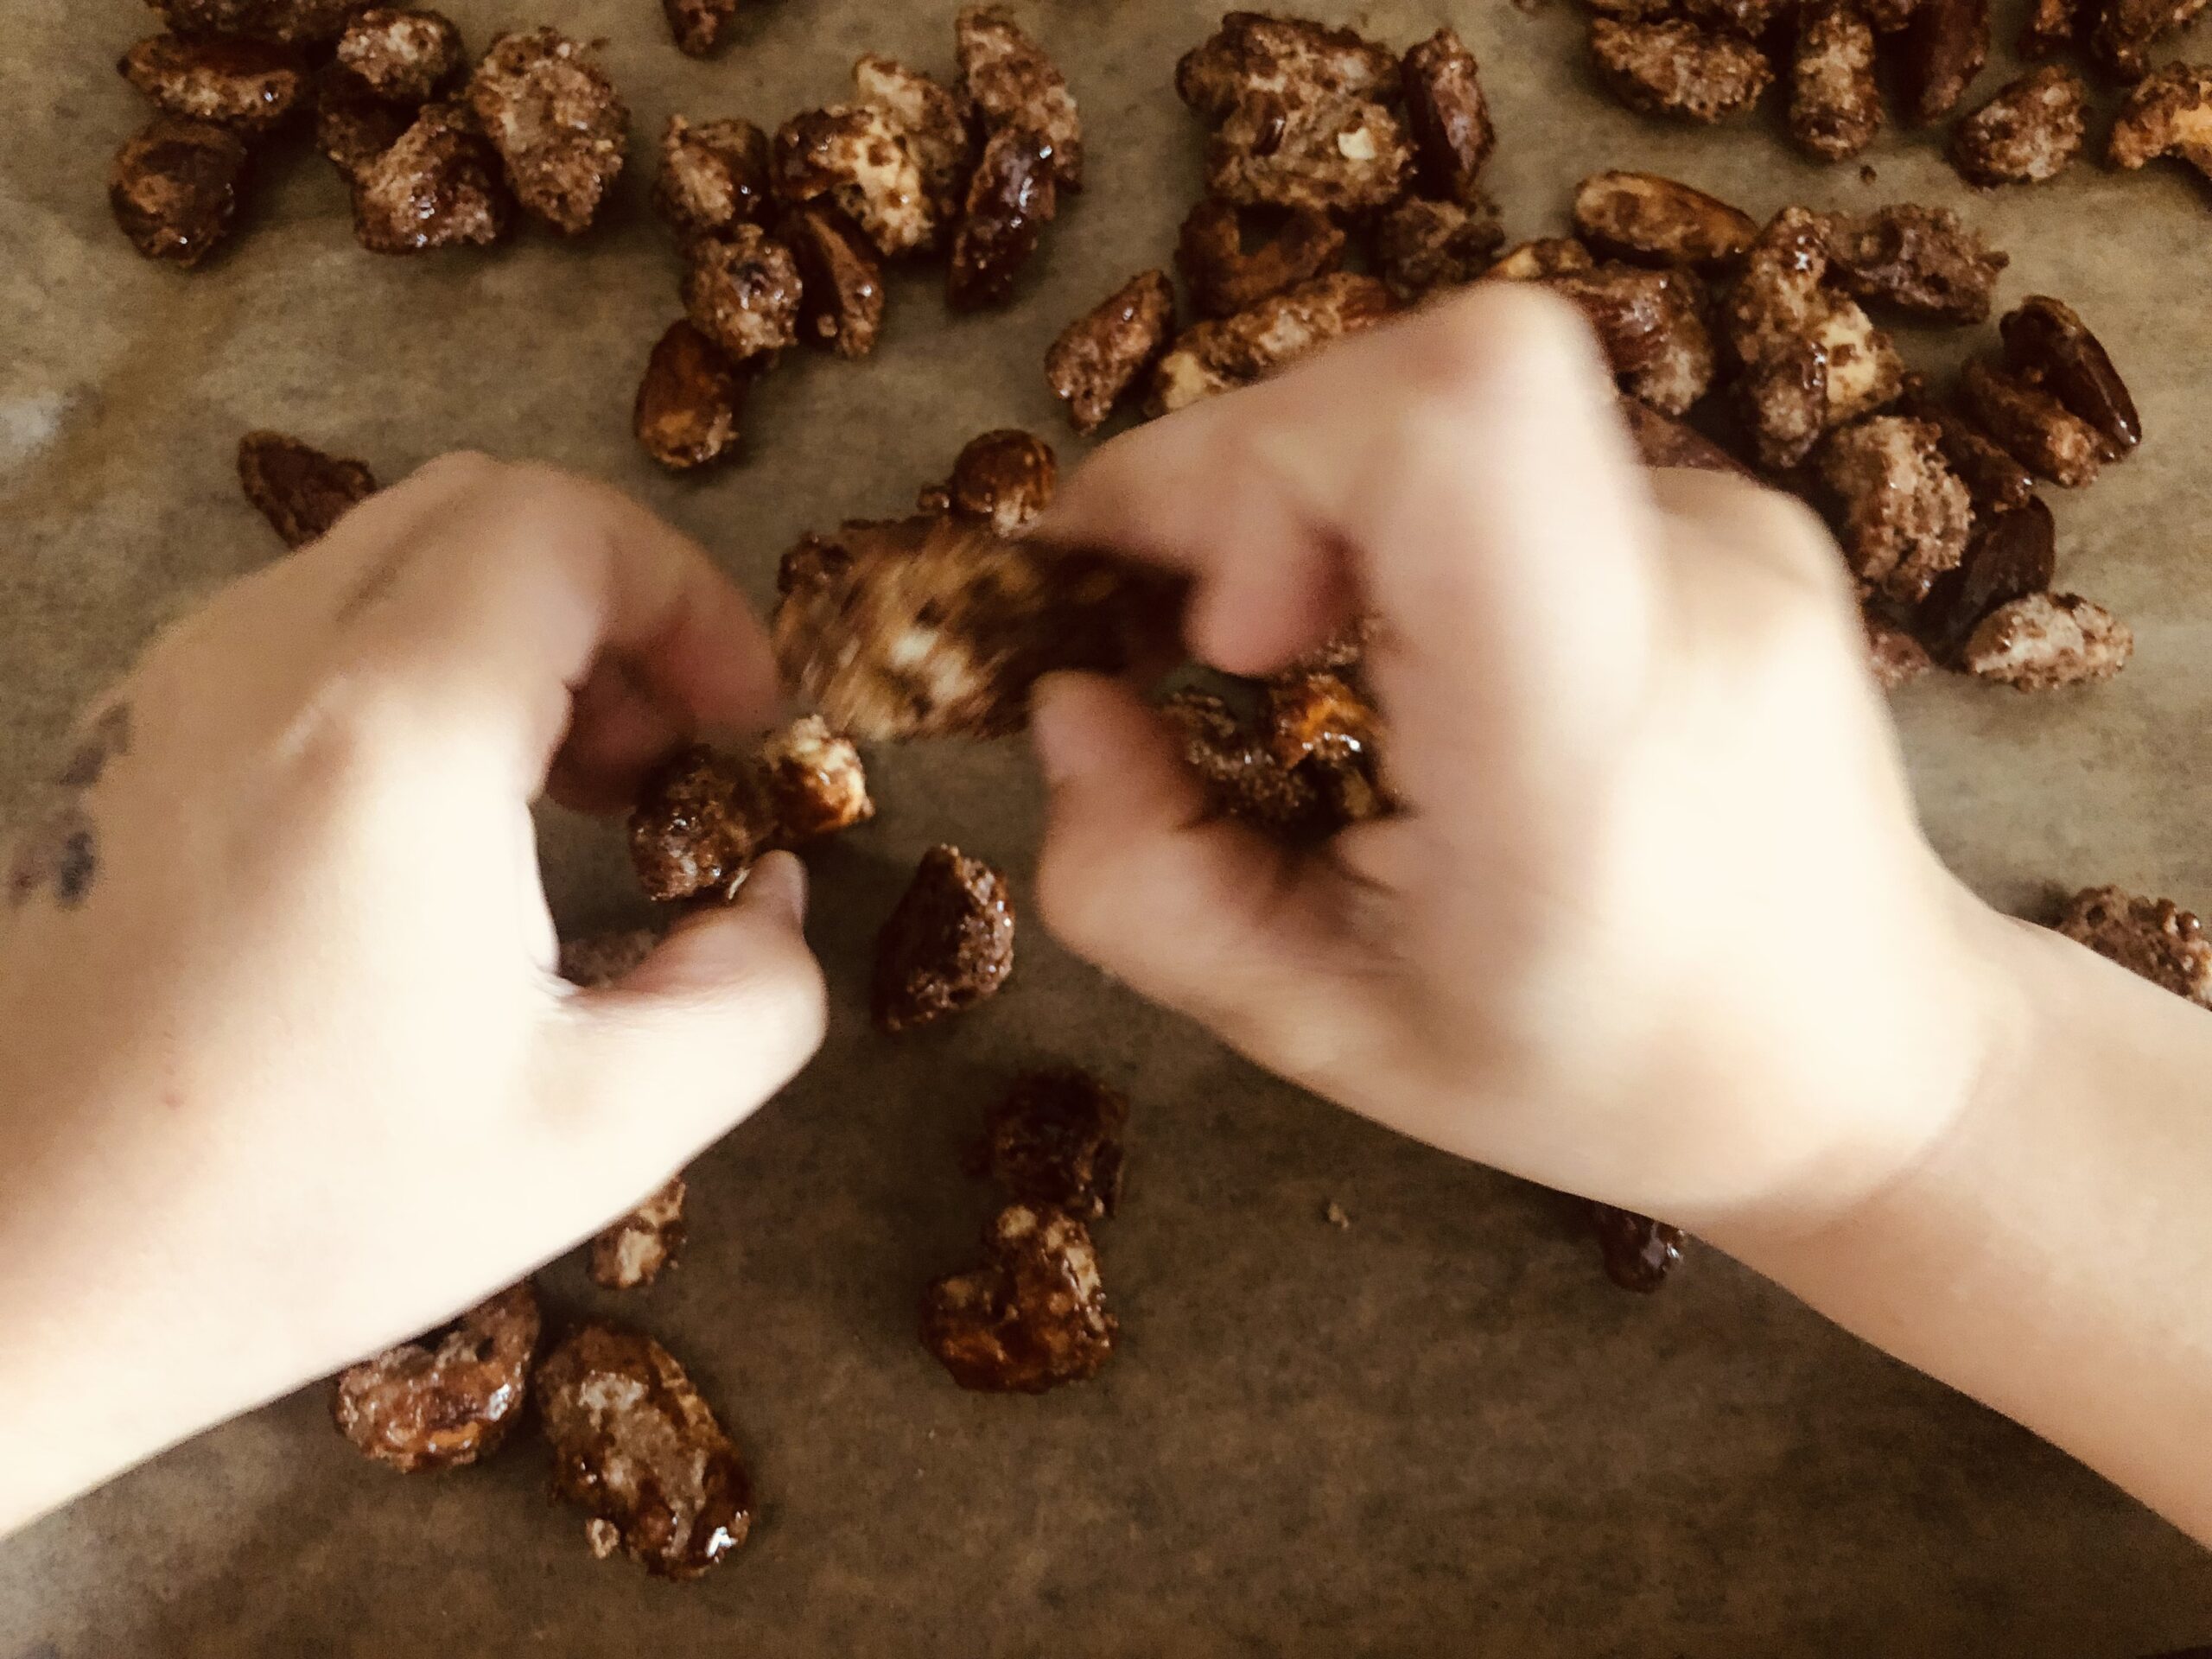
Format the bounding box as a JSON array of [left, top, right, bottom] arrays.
[[1030, 285, 2003, 1236], [0, 456, 824, 1529]]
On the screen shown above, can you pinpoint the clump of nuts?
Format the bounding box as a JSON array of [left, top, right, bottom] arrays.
[[922, 1204, 1117, 1392], [1160, 666, 1392, 844], [2056, 886, 2212, 1005], [874, 844, 1017, 1033], [628, 721, 874, 904], [332, 1283, 541, 1473], [1912, 497, 2057, 661], [237, 429, 378, 548], [1948, 65, 2087, 185]]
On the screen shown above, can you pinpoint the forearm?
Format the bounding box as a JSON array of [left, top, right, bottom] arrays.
[[1725, 912, 2212, 1544]]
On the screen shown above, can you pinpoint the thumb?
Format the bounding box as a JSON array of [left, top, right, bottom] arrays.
[[1031, 673, 1395, 1092], [544, 852, 827, 1191]]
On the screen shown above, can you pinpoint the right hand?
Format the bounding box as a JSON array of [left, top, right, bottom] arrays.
[[1027, 285, 2009, 1236]]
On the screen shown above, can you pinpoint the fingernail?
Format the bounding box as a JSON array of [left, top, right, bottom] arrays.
[[746, 850, 809, 927]]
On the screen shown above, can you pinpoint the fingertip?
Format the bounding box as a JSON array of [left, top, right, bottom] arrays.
[[735, 849, 809, 931], [1031, 671, 1147, 788]]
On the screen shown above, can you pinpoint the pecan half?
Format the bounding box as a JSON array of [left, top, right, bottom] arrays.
[[948, 124, 1057, 310], [1401, 27, 1494, 205], [1914, 497, 2056, 661], [238, 429, 377, 547], [335, 9, 463, 105], [2056, 887, 2212, 1004], [1898, 0, 1990, 123], [782, 205, 885, 359], [1046, 269, 1179, 433], [1371, 196, 1506, 301], [2107, 60, 2212, 178], [1789, 0, 1881, 161], [1963, 591, 2132, 688], [1821, 204, 2007, 323], [1149, 273, 1396, 415], [1588, 17, 1775, 124], [655, 115, 771, 243], [1949, 65, 2087, 184], [957, 5, 1082, 191], [2000, 296, 2139, 456], [1818, 414, 1974, 602], [634, 321, 747, 471], [681, 225, 802, 362], [1898, 381, 2037, 511], [1570, 170, 1755, 267], [467, 29, 628, 236], [110, 117, 248, 267], [119, 35, 309, 133], [874, 844, 1017, 1032], [1958, 358, 2105, 486]]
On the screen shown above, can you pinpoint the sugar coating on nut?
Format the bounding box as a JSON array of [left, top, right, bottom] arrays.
[[664, 0, 738, 59], [316, 65, 414, 177], [1487, 237, 1595, 281], [1821, 204, 2007, 324], [656, 116, 771, 243], [1789, 0, 1881, 161], [1958, 359, 2103, 487], [557, 928, 658, 988], [854, 55, 976, 219], [874, 844, 1017, 1033], [1178, 197, 1348, 320], [335, 10, 463, 105], [781, 205, 885, 359], [1900, 386, 2036, 512], [2000, 295, 2139, 457], [536, 1324, 751, 1581], [590, 1177, 689, 1291], [932, 429, 1058, 535], [1543, 264, 1714, 415], [1160, 690, 1330, 839], [238, 429, 377, 548], [1898, 0, 1991, 124], [2019, 0, 2080, 54], [1175, 12, 1399, 124], [1915, 498, 2056, 661], [1372, 196, 1506, 302], [922, 1204, 1116, 1392], [956, 6, 1082, 192], [119, 35, 310, 133], [682, 225, 803, 363], [776, 105, 940, 259], [2056, 887, 2212, 1005], [110, 117, 248, 267], [351, 100, 511, 255], [468, 29, 628, 236], [1402, 27, 1494, 206], [1818, 416, 1973, 603], [1571, 171, 1755, 268], [1865, 612, 1935, 688], [332, 1283, 541, 1473], [2108, 61, 2212, 177], [1590, 1203, 1686, 1293], [978, 1068, 1130, 1221], [1149, 272, 1396, 416], [629, 744, 775, 903], [1588, 17, 1775, 124], [1267, 670, 1393, 826], [1205, 87, 1413, 215], [635, 321, 747, 472], [1949, 66, 2086, 185], [1964, 591, 2133, 689], [1046, 268, 1178, 434], [949, 124, 1058, 310], [2093, 0, 2212, 79], [758, 715, 874, 843], [149, 0, 359, 45]]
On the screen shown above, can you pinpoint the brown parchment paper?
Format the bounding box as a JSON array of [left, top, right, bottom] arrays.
[[4, 0, 2212, 1651]]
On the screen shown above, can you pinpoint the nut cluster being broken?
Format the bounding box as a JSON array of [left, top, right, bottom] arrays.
[[635, 8, 1084, 473]]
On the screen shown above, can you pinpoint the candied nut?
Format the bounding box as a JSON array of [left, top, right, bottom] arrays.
[[1486, 236, 1595, 281], [1949, 66, 2087, 185], [1148, 272, 1395, 416], [336, 10, 463, 105], [1818, 415, 1974, 603], [537, 1325, 751, 1580], [1590, 1202, 1684, 1293], [1964, 591, 2133, 688], [590, 1177, 688, 1290], [1898, 0, 1990, 123], [316, 65, 413, 177], [1046, 269, 1178, 434], [2093, 0, 2212, 79], [757, 715, 874, 843], [936, 429, 1058, 534], [1629, 270, 1714, 415], [2056, 887, 2212, 1004], [1738, 340, 1832, 471], [468, 29, 628, 236], [1160, 689, 1331, 840], [1587, 17, 1774, 124], [977, 1069, 1129, 1221], [1371, 196, 1505, 302], [1822, 204, 2007, 324], [2108, 60, 2212, 178], [774, 516, 1175, 741], [1176, 12, 1398, 124], [957, 5, 1082, 192], [148, 0, 358, 44], [119, 35, 308, 134], [1899, 381, 2036, 511], [948, 124, 1058, 311], [1570, 170, 1755, 269], [1618, 397, 1752, 475], [2019, 0, 2082, 53], [682, 225, 802, 362], [1205, 87, 1414, 215], [922, 1204, 1116, 1392], [1178, 197, 1348, 320], [2000, 296, 2139, 457], [1543, 264, 1715, 414], [1914, 497, 2056, 661], [556, 929, 658, 988], [1267, 670, 1393, 823], [1866, 611, 1936, 688], [1862, 0, 1924, 28], [351, 101, 509, 254], [781, 205, 885, 359], [238, 429, 376, 548], [1958, 358, 2104, 486], [332, 1284, 541, 1473], [855, 54, 977, 220], [110, 117, 247, 268], [634, 320, 747, 472], [1402, 27, 1494, 206], [777, 105, 940, 259], [655, 116, 771, 242], [1789, 0, 1881, 162], [664, 0, 738, 59], [874, 844, 1016, 1032], [1721, 206, 1830, 362], [628, 744, 774, 903]]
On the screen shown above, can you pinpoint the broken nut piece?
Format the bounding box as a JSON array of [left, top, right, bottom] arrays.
[[758, 715, 874, 844], [1570, 170, 1756, 269], [1817, 414, 1974, 604], [1821, 204, 2008, 324], [854, 55, 976, 223], [2092, 0, 2212, 79], [1177, 197, 1348, 320], [1486, 237, 1595, 282], [1205, 86, 1414, 216], [922, 1204, 1116, 1392], [1958, 358, 2105, 487], [1588, 16, 1775, 124], [782, 204, 886, 359], [874, 844, 1016, 1033], [2107, 60, 2212, 180], [1948, 65, 2087, 185], [1401, 27, 1495, 206], [629, 744, 775, 903], [977, 1069, 1129, 1221], [589, 1177, 688, 1291], [467, 29, 628, 235], [681, 225, 803, 363], [119, 35, 310, 134], [1789, 0, 1882, 162], [1999, 295, 2139, 457], [333, 1283, 540, 1473], [110, 117, 249, 268], [1046, 269, 1178, 434], [1963, 591, 2133, 689], [773, 105, 940, 258], [655, 116, 772, 243], [634, 320, 747, 472], [948, 123, 1058, 310], [238, 429, 377, 548], [335, 10, 463, 105], [2056, 886, 2212, 1005], [1618, 398, 1752, 475]]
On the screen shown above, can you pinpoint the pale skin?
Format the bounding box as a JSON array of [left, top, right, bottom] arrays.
[[1, 287, 2207, 1548]]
